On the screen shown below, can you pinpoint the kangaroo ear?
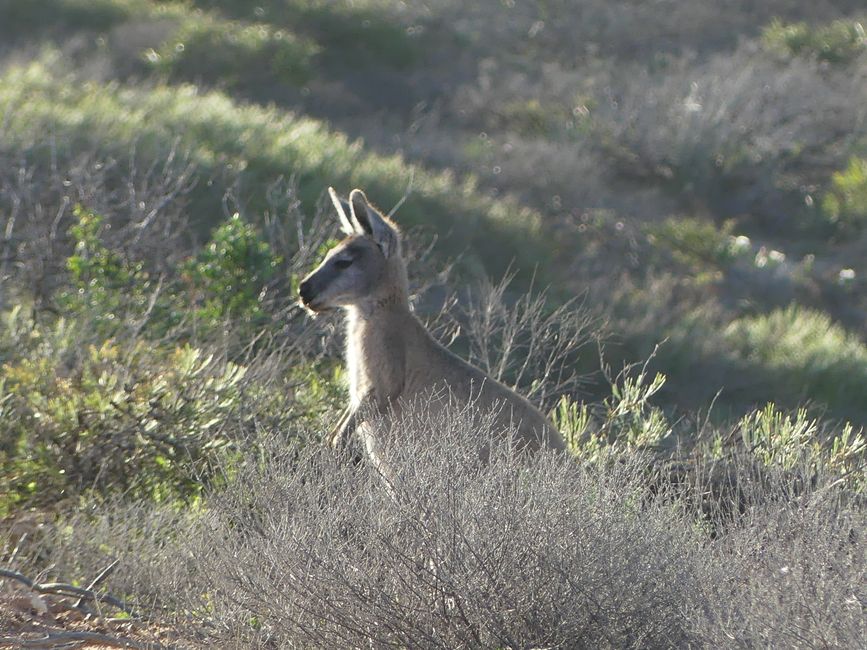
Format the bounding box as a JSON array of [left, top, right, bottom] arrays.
[[349, 189, 399, 258], [328, 186, 356, 236]]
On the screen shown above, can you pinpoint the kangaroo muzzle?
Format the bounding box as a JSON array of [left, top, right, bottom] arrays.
[[298, 274, 334, 313], [299, 278, 315, 305]]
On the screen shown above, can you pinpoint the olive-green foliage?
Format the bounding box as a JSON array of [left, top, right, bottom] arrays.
[[0, 304, 341, 513], [0, 207, 325, 514], [646, 217, 741, 275], [762, 18, 867, 63], [556, 367, 865, 492], [59, 205, 283, 340], [0, 343, 339, 515], [490, 99, 570, 138], [555, 367, 671, 461], [734, 403, 865, 490], [60, 206, 164, 338], [822, 156, 867, 231], [0, 321, 246, 513]]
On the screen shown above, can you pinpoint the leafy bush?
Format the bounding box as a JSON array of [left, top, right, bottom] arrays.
[[822, 156, 867, 231], [0, 199, 329, 514], [489, 99, 571, 137], [689, 403, 867, 497], [0, 326, 247, 512], [733, 403, 866, 490], [763, 18, 867, 63], [556, 366, 671, 461], [60, 205, 165, 338], [646, 217, 740, 274], [57, 205, 285, 341], [181, 213, 281, 334], [0, 305, 343, 514]]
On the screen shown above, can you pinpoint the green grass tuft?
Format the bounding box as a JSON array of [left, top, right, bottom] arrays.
[[724, 304, 867, 413]]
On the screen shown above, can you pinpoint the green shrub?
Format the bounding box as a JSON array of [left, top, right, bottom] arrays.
[[493, 99, 569, 137], [762, 18, 867, 63], [730, 403, 866, 490], [556, 367, 671, 461], [60, 205, 166, 338], [58, 206, 287, 341], [0, 332, 247, 513], [0, 200, 343, 514], [822, 156, 867, 231], [646, 217, 741, 275], [181, 213, 281, 333], [0, 304, 341, 514]]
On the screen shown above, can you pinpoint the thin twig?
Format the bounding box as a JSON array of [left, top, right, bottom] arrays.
[[387, 168, 414, 218], [4, 533, 27, 573], [73, 558, 119, 610]]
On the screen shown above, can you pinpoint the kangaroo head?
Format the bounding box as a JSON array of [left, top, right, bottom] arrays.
[[299, 188, 407, 313]]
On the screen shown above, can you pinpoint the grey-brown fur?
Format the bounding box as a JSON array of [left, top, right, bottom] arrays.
[[299, 188, 566, 458]]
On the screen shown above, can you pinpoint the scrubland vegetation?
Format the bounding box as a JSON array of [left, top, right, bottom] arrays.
[[1, 1, 866, 647]]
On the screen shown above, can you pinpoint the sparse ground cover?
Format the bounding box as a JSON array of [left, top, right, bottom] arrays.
[[1, 1, 866, 646]]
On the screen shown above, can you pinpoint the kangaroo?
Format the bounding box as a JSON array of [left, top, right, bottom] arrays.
[[298, 188, 566, 460]]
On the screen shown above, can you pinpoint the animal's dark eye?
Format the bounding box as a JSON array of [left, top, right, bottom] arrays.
[[334, 258, 353, 270]]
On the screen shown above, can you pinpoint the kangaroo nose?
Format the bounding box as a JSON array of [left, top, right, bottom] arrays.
[[299, 279, 314, 303]]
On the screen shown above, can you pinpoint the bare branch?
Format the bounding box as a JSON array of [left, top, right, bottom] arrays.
[[0, 568, 138, 617], [0, 631, 163, 649]]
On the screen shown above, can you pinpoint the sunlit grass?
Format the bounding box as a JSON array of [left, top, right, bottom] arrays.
[[0, 54, 547, 280], [724, 304, 867, 412]]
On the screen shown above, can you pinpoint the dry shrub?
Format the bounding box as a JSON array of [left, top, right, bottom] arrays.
[[189, 413, 709, 648], [14, 410, 865, 648], [438, 273, 601, 410], [691, 452, 867, 647], [598, 47, 867, 223]]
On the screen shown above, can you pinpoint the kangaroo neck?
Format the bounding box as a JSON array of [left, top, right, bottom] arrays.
[[345, 301, 413, 407], [345, 298, 411, 335]]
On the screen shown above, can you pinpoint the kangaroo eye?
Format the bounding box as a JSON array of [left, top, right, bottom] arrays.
[[334, 258, 353, 270]]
